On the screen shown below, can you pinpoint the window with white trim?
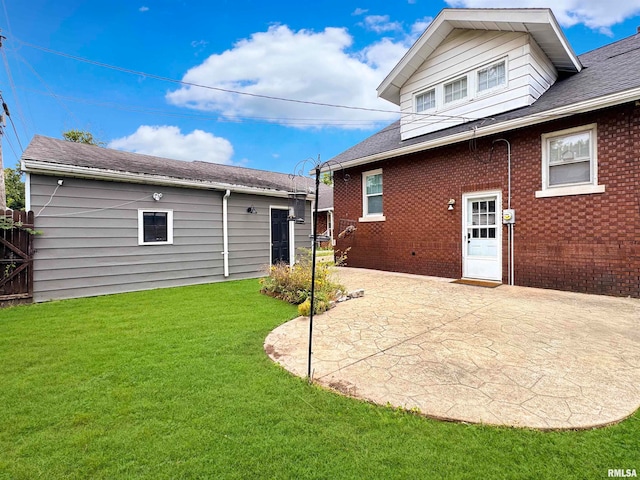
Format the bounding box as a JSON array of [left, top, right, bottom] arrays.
[[138, 209, 174, 245], [362, 169, 384, 218], [444, 77, 467, 104], [477, 61, 506, 93], [416, 88, 436, 112], [537, 124, 604, 197]]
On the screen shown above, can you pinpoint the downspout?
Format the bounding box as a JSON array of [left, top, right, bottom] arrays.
[[222, 189, 230, 277]]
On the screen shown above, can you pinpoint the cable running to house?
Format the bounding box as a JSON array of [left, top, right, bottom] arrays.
[[16, 37, 494, 123]]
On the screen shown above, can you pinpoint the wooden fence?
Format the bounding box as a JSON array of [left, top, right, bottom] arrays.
[[0, 210, 35, 304]]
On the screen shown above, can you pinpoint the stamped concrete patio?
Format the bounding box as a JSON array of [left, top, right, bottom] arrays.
[[265, 268, 640, 430]]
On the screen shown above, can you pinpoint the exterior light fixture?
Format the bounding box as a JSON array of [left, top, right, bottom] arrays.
[[152, 192, 163, 201], [447, 198, 455, 211], [246, 206, 257, 214]]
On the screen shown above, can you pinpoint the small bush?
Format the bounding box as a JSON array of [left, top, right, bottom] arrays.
[[260, 249, 345, 315]]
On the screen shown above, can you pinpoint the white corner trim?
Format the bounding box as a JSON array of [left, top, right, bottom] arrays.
[[358, 215, 386, 222], [24, 173, 31, 211], [535, 184, 605, 198]]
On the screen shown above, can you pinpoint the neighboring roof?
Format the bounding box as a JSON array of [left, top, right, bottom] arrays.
[[317, 183, 333, 211], [378, 8, 581, 105], [22, 135, 323, 199], [329, 31, 640, 170]]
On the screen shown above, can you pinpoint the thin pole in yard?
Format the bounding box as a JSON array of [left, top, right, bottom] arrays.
[[307, 164, 321, 381]]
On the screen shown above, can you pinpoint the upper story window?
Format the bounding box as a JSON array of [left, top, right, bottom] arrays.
[[477, 61, 505, 92], [444, 77, 467, 104], [360, 169, 385, 222], [416, 89, 436, 112], [138, 209, 174, 245], [536, 124, 605, 198]]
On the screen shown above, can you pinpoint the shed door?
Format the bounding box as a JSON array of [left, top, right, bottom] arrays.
[[271, 209, 290, 264], [462, 193, 501, 281]]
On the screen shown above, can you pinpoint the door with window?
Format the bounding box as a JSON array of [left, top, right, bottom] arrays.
[[462, 192, 501, 281], [271, 209, 290, 265]]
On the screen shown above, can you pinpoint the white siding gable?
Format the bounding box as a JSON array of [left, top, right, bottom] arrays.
[[400, 29, 557, 141]]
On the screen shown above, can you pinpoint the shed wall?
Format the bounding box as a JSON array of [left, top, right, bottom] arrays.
[[30, 175, 311, 301]]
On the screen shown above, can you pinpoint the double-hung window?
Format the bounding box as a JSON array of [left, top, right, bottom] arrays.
[[536, 124, 605, 197], [360, 169, 384, 221], [138, 209, 174, 245]]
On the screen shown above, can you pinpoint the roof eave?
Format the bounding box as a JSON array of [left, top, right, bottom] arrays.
[[323, 87, 640, 173], [21, 160, 311, 199]]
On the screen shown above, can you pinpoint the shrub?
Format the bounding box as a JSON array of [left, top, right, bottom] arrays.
[[260, 249, 345, 315]]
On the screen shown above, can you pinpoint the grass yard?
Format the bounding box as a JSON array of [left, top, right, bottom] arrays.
[[0, 279, 638, 479]]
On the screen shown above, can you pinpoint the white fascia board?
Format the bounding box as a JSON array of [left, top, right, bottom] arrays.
[[322, 87, 640, 173], [21, 160, 310, 199]]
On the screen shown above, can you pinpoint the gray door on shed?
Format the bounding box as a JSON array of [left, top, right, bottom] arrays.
[[271, 209, 290, 264]]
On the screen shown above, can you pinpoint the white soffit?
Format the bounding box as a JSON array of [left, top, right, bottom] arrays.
[[377, 8, 582, 105]]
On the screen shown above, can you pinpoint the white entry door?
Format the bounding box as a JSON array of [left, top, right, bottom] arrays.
[[462, 192, 502, 281]]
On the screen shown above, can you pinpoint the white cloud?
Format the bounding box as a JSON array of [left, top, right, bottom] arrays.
[[166, 25, 409, 129], [362, 15, 403, 33], [445, 0, 640, 34], [352, 8, 368, 16], [109, 125, 234, 164], [138, 6, 149, 12]]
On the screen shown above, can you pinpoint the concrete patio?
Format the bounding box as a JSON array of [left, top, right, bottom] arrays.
[[264, 268, 640, 430]]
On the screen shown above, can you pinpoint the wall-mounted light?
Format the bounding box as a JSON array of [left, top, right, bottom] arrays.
[[152, 192, 163, 201], [447, 198, 455, 211], [246, 206, 257, 214], [57, 179, 64, 186]]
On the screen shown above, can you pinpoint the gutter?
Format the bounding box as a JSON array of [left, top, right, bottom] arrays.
[[222, 189, 230, 278], [322, 87, 640, 172], [21, 159, 310, 200]]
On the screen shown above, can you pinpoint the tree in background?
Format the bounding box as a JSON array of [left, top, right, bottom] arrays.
[[62, 129, 105, 146], [4, 167, 25, 210]]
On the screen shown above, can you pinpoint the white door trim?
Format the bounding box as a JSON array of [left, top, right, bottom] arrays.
[[461, 190, 502, 281]]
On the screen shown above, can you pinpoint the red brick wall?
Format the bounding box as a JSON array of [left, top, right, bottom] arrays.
[[334, 103, 640, 297]]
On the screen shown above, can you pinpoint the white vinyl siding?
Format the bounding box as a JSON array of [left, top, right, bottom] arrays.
[[400, 30, 557, 140], [536, 124, 605, 197]]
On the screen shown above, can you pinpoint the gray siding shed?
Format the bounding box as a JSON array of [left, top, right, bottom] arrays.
[[23, 136, 314, 302]]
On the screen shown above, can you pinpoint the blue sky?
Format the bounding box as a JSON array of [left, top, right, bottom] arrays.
[[2, 0, 640, 173]]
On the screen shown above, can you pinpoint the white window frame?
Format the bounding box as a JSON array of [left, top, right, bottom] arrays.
[[415, 88, 436, 113], [138, 209, 174, 245], [360, 168, 385, 222], [476, 59, 507, 95], [443, 76, 468, 105], [536, 124, 605, 198]]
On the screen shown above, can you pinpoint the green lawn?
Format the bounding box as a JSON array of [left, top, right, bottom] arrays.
[[0, 280, 637, 479]]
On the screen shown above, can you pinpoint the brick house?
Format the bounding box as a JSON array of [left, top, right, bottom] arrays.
[[328, 8, 640, 297]]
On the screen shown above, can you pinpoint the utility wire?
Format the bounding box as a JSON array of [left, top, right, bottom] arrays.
[[14, 52, 81, 124], [0, 35, 30, 140], [0, 93, 24, 151], [0, 125, 18, 158], [16, 37, 489, 123]]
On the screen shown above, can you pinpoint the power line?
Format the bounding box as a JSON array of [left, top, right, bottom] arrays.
[[0, 93, 23, 151], [16, 37, 491, 123]]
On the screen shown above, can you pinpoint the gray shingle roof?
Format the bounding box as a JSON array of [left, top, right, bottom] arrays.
[[22, 135, 334, 208], [329, 32, 640, 166]]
